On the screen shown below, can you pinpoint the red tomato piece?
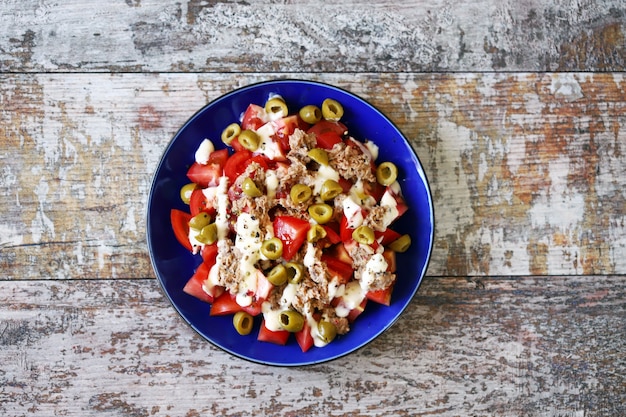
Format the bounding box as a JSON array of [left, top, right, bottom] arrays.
[[339, 214, 355, 243], [366, 285, 394, 306], [183, 263, 224, 304], [224, 150, 252, 183], [189, 188, 216, 217], [382, 248, 397, 273], [314, 131, 343, 150], [322, 224, 341, 244], [295, 321, 314, 352], [321, 253, 353, 284], [242, 301, 263, 317], [273, 115, 306, 151], [200, 243, 218, 266], [375, 228, 402, 247], [186, 162, 222, 188], [273, 216, 311, 261], [257, 320, 290, 345], [347, 298, 368, 322], [241, 104, 268, 130], [307, 119, 348, 137], [364, 180, 386, 202], [171, 209, 193, 252], [255, 270, 274, 301], [209, 292, 243, 316]]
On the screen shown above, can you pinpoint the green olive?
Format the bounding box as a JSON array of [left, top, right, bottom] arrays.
[[319, 179, 343, 201], [279, 310, 305, 332], [321, 98, 344, 121], [352, 225, 375, 245], [376, 162, 398, 186], [267, 264, 288, 286], [242, 177, 263, 197], [233, 311, 254, 335], [180, 183, 197, 204], [290, 184, 312, 204], [285, 262, 304, 284], [265, 97, 288, 117], [389, 234, 411, 253], [317, 320, 337, 344], [188, 212, 211, 230], [307, 224, 327, 243], [196, 223, 218, 245], [238, 129, 260, 151], [299, 105, 322, 124], [308, 203, 333, 224], [261, 237, 283, 260], [221, 123, 241, 145], [307, 147, 329, 166]]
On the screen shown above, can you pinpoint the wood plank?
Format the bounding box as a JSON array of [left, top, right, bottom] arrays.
[[2, 73, 626, 279], [0, 276, 623, 416], [1, 0, 625, 72]]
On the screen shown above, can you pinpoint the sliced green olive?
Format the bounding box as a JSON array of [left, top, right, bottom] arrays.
[[317, 320, 337, 344], [221, 123, 241, 145], [267, 264, 288, 286], [196, 223, 218, 245], [319, 179, 343, 201], [180, 183, 197, 204], [299, 105, 322, 124], [389, 234, 411, 253], [285, 262, 304, 284], [188, 212, 211, 230], [321, 98, 344, 121], [307, 147, 329, 166], [290, 184, 312, 204], [265, 97, 288, 117], [261, 237, 283, 260], [238, 129, 260, 151], [376, 162, 398, 186], [352, 225, 375, 245], [242, 177, 263, 197], [233, 311, 254, 335], [279, 310, 305, 332], [307, 224, 327, 243], [308, 203, 333, 224]]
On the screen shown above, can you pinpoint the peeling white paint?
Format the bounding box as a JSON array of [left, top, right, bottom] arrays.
[[549, 74, 583, 102]]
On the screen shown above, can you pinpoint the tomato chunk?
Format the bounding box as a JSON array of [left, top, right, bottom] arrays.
[[295, 321, 314, 352], [273, 216, 311, 261], [183, 262, 223, 303], [241, 104, 268, 130], [210, 292, 243, 316], [171, 209, 192, 252], [366, 286, 394, 306], [321, 254, 353, 284], [224, 150, 252, 183], [257, 320, 290, 345]]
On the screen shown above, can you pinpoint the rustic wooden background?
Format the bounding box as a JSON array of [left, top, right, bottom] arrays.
[[1, 1, 625, 416]]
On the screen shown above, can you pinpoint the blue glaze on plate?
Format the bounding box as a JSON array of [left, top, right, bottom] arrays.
[[147, 80, 434, 366]]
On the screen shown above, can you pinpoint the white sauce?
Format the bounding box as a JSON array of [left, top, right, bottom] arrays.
[[311, 164, 340, 195], [214, 176, 230, 240], [380, 185, 400, 229], [234, 213, 263, 302], [364, 140, 379, 160], [342, 195, 364, 228], [255, 122, 285, 160], [265, 169, 279, 200], [194, 138, 214, 165], [360, 253, 388, 291]]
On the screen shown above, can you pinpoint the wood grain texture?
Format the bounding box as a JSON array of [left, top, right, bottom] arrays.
[[1, 276, 624, 416], [1, 0, 625, 73], [2, 73, 625, 279]]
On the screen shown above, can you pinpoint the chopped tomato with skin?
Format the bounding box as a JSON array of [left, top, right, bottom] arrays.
[[200, 243, 218, 266], [186, 162, 222, 188], [241, 104, 268, 130], [314, 131, 343, 150], [307, 119, 347, 137], [183, 262, 224, 304], [295, 321, 314, 352], [321, 254, 353, 284], [171, 209, 193, 252], [272, 115, 307, 152], [366, 286, 394, 306], [224, 150, 252, 183], [375, 228, 402, 247], [257, 320, 290, 345], [273, 216, 311, 261], [189, 188, 216, 217], [347, 298, 368, 322], [322, 224, 341, 244], [382, 248, 397, 273], [209, 292, 243, 316]]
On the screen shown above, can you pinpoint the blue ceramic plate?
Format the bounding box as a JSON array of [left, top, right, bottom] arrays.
[[147, 80, 434, 366]]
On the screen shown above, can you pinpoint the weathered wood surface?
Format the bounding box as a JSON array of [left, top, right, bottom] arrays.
[[1, 276, 624, 416], [1, 0, 625, 73], [2, 73, 626, 279]]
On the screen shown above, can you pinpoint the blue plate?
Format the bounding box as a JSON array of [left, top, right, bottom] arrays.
[[147, 79, 434, 366]]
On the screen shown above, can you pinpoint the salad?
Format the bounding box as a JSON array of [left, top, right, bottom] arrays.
[[170, 95, 411, 351]]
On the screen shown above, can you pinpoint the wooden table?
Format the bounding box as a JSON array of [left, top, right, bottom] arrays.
[[2, 1, 625, 415]]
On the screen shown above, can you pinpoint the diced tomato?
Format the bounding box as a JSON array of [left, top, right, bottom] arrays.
[[295, 321, 314, 352], [255, 270, 274, 301], [321, 254, 353, 284], [207, 148, 229, 166], [272, 115, 305, 152], [183, 262, 224, 304], [171, 209, 193, 252], [382, 248, 397, 273], [307, 119, 347, 137], [186, 162, 222, 188], [366, 286, 394, 306], [200, 243, 218, 266], [314, 131, 343, 150], [244, 154, 271, 172], [224, 150, 252, 183], [209, 292, 243, 316], [375, 228, 402, 247], [364, 180, 386, 202], [328, 242, 353, 265], [229, 137, 246, 152], [382, 186, 409, 222], [347, 298, 368, 322], [189, 188, 216, 217], [257, 320, 290, 345], [322, 224, 341, 244], [241, 104, 268, 130], [339, 215, 355, 243], [338, 177, 353, 193], [273, 216, 311, 261], [242, 301, 263, 317]]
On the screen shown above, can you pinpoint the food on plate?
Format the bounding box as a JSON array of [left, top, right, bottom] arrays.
[[171, 95, 411, 351]]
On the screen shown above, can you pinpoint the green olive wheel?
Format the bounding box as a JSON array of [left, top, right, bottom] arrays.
[[317, 320, 337, 344], [266, 264, 288, 286], [307, 224, 327, 243], [242, 177, 263, 197], [196, 223, 217, 245], [238, 129, 260, 151], [265, 97, 288, 117], [221, 123, 241, 145], [233, 311, 254, 335], [308, 203, 333, 224], [299, 105, 322, 124], [188, 212, 211, 230], [290, 184, 312, 204], [285, 262, 304, 284], [261, 237, 283, 260], [319, 179, 343, 201], [389, 234, 411, 253], [376, 162, 398, 186], [307, 148, 329, 165], [352, 225, 375, 245], [279, 310, 305, 332], [180, 183, 197, 204], [321, 98, 344, 121]]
